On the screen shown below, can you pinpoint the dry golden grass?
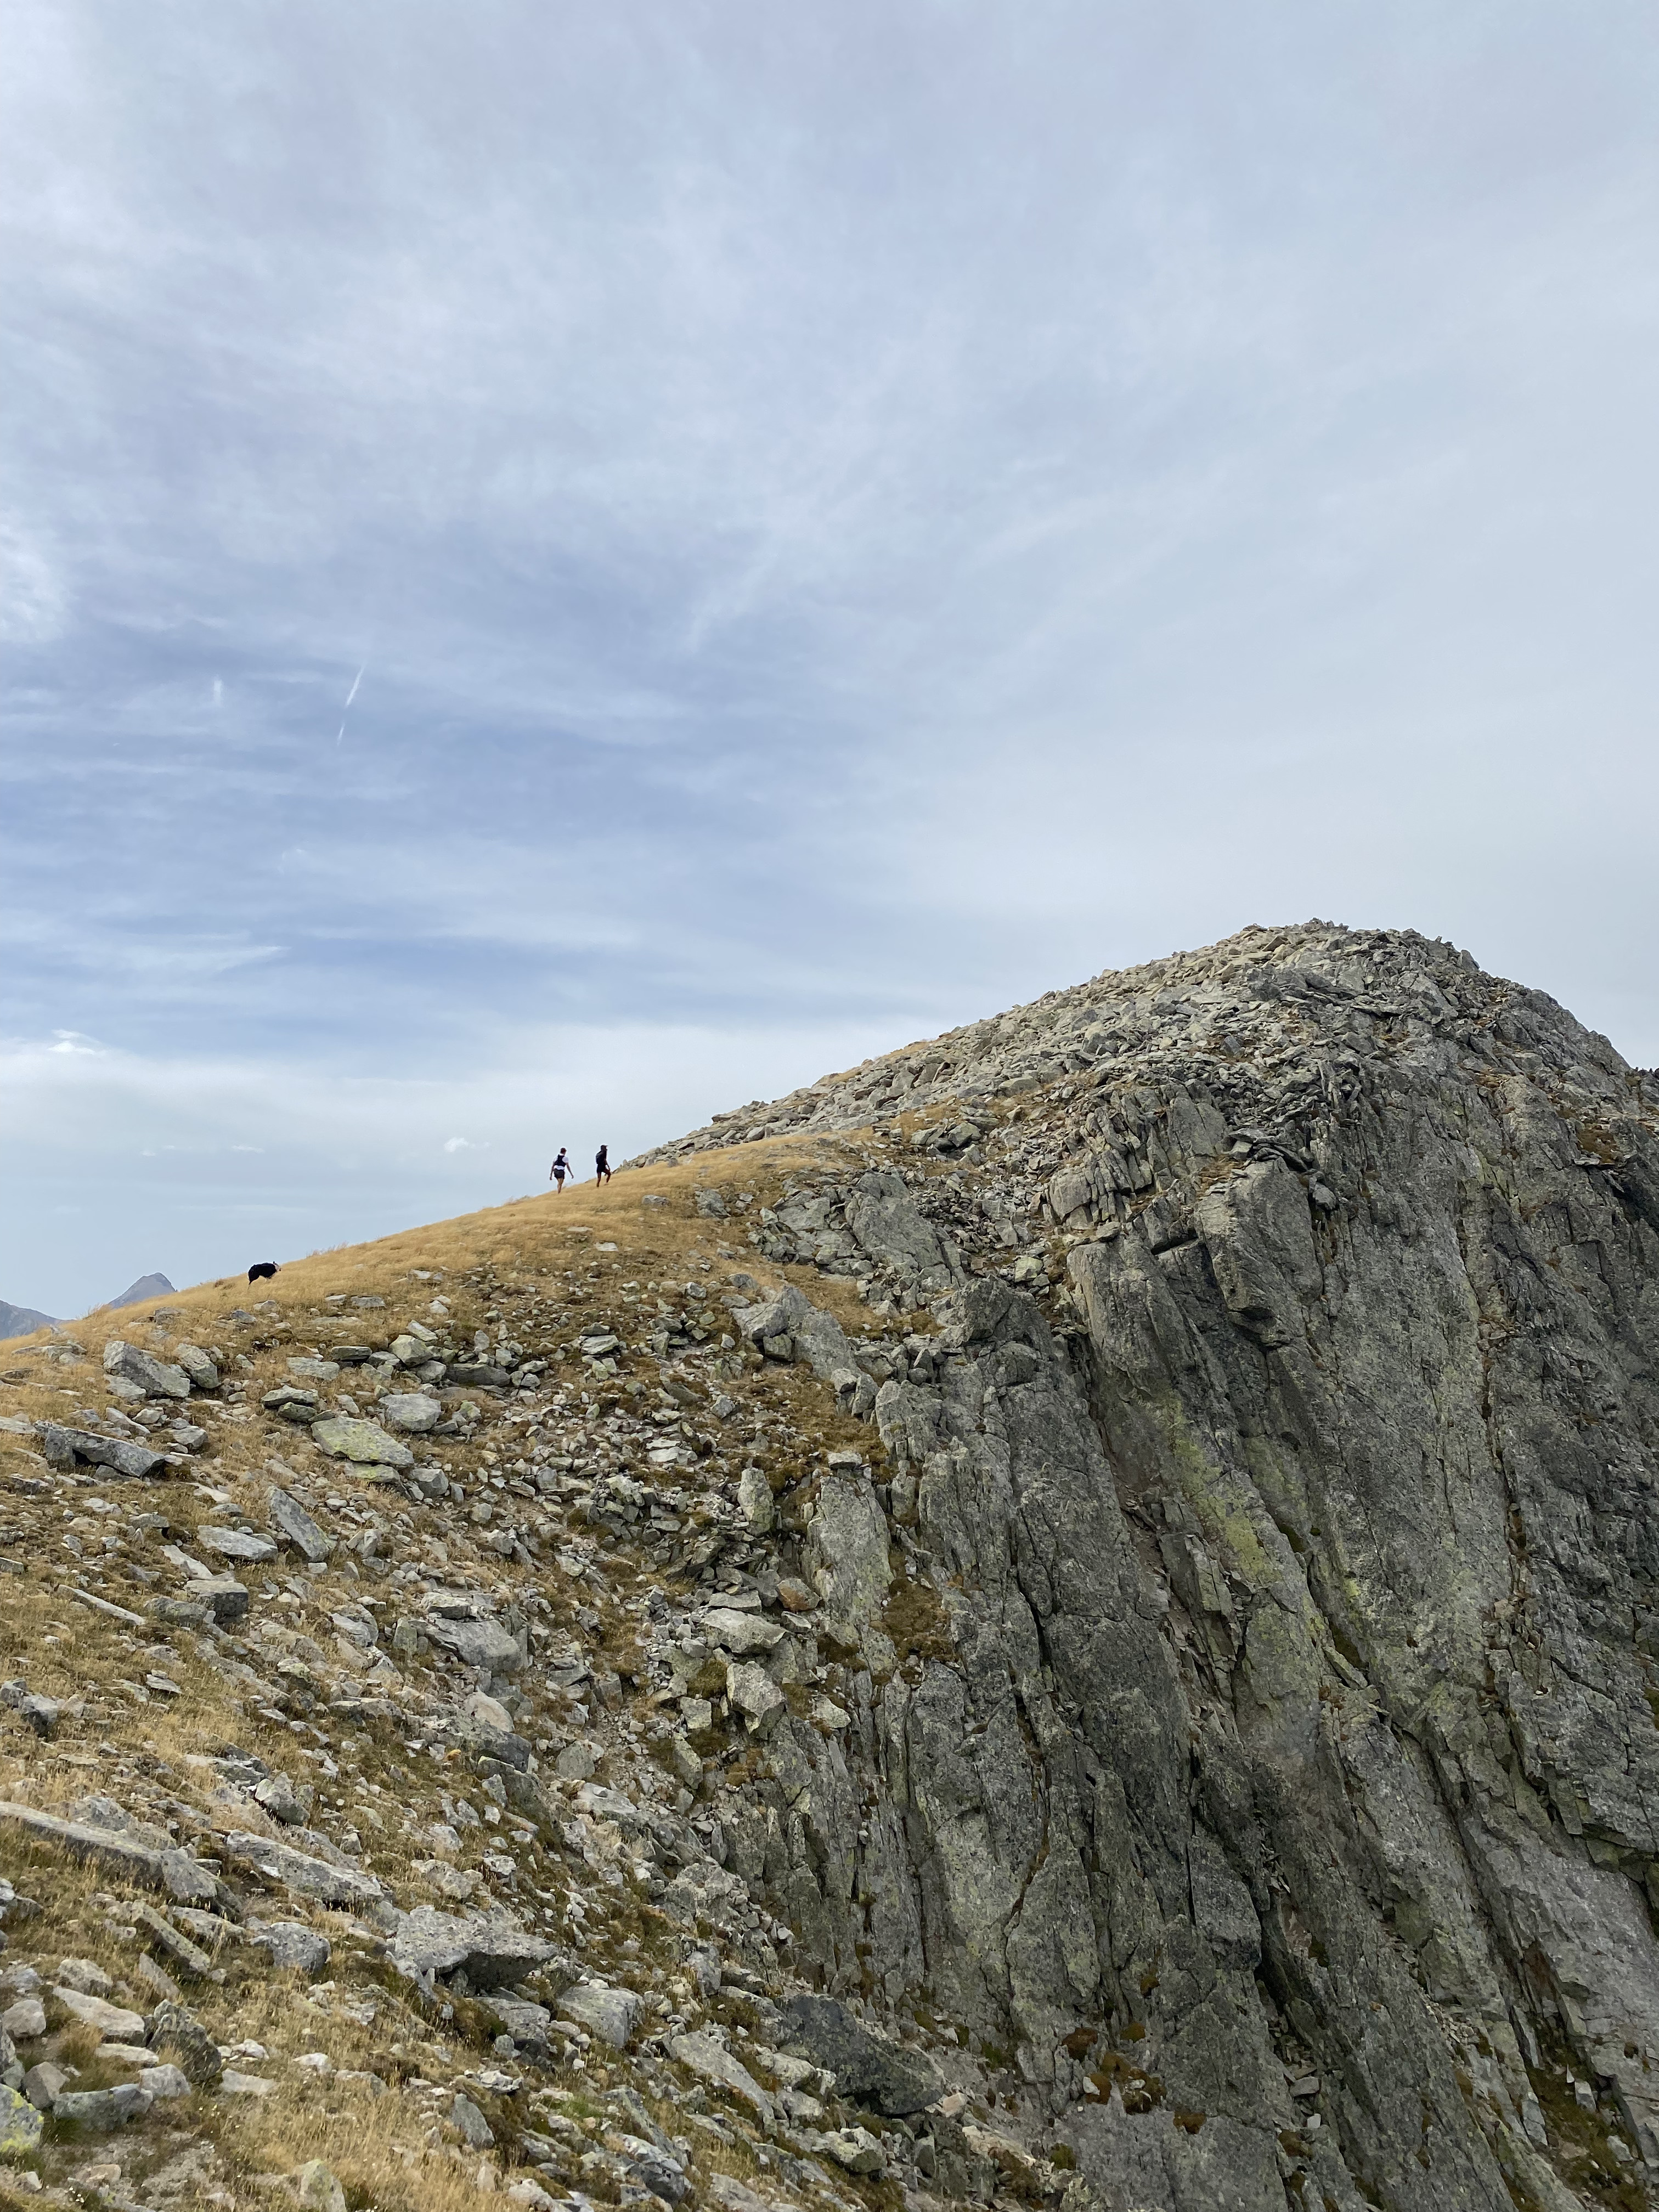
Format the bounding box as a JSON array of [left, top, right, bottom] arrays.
[[0, 1123, 947, 2205]]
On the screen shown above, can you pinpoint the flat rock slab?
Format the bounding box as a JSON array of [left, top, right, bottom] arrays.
[[198, 1525, 278, 1564], [0, 1801, 222, 1906], [390, 1905, 556, 1990], [221, 1831, 383, 1907], [556, 1981, 641, 2049], [246, 1920, 331, 1974], [103, 1341, 191, 1400], [775, 1994, 940, 2115], [419, 1608, 524, 1672], [37, 1424, 167, 1479], [267, 1485, 335, 1561], [667, 2030, 774, 2128], [311, 1416, 413, 1469], [52, 1986, 148, 2041], [381, 1391, 442, 1432], [702, 1606, 786, 1655]]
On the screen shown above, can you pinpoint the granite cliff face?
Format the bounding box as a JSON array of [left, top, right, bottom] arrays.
[[641, 919, 1659, 2209]]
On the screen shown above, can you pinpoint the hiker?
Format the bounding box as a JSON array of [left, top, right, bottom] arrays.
[[550, 1147, 571, 1192], [595, 1143, 612, 1184]]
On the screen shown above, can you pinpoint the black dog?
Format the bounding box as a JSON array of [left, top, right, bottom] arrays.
[[246, 1261, 279, 1284]]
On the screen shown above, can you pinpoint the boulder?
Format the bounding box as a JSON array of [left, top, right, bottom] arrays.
[[267, 1485, 335, 1561], [419, 1597, 524, 1672], [103, 1340, 191, 1399], [381, 1391, 442, 1433], [725, 1662, 785, 1736], [51, 2082, 153, 2129], [702, 1606, 785, 1656], [246, 1921, 330, 1974], [0, 2080, 43, 2157], [556, 1981, 640, 2049], [666, 2030, 774, 2128], [389, 1906, 556, 1990], [198, 1525, 278, 1564], [36, 1423, 167, 1479], [172, 1342, 219, 1389], [775, 1994, 941, 2115], [146, 1999, 223, 2086], [311, 1415, 413, 1469], [193, 1575, 250, 1623]]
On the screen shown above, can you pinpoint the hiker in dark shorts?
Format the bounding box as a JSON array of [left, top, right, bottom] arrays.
[[550, 1147, 571, 1192], [595, 1144, 612, 1184]]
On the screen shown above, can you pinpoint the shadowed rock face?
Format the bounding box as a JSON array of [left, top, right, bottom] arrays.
[[672, 923, 1659, 2211]]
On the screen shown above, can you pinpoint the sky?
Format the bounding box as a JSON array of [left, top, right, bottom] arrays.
[[3, 1, 1657, 1319]]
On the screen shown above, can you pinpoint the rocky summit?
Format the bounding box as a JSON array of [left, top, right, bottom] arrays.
[[1, 918, 1657, 2212]]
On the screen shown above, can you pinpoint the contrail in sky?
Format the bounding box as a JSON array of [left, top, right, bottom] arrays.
[[335, 664, 366, 745]]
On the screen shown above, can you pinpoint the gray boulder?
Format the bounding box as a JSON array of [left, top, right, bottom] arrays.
[[389, 1906, 556, 1990], [103, 1340, 191, 1398], [556, 1981, 640, 2049], [776, 1994, 940, 2115], [267, 1485, 336, 1561], [37, 1423, 167, 1479]]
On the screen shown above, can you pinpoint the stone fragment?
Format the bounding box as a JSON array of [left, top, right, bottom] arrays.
[[261, 1385, 320, 1424], [310, 1415, 413, 1469], [0, 2000, 44, 2041], [381, 1391, 442, 1433], [0, 1802, 221, 1906], [55, 1957, 111, 1995], [702, 1605, 785, 1655], [197, 1525, 278, 1564], [53, 1987, 147, 2041], [667, 2030, 774, 2127], [246, 1921, 330, 1974], [0, 2081, 43, 2157], [52, 2082, 154, 2128], [452, 2092, 495, 2147], [219, 2069, 275, 2095], [556, 1982, 640, 2049], [267, 1485, 336, 1560], [104, 1340, 191, 1398], [736, 1465, 775, 1533], [142, 2063, 191, 2099], [555, 1741, 598, 1780], [725, 1661, 785, 1735], [172, 1342, 220, 1389], [146, 1999, 223, 2085], [22, 2061, 70, 2108], [293, 2159, 348, 2212]]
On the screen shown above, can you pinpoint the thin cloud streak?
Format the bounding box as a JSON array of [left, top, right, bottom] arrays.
[[2, 1, 1656, 1310]]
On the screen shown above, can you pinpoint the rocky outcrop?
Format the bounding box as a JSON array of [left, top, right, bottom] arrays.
[[651, 923, 1659, 2208]]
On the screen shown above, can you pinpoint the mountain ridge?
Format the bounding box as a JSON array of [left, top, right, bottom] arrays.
[[1, 918, 1656, 2212]]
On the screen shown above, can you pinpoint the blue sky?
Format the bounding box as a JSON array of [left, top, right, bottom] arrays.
[[4, 1, 1657, 1317]]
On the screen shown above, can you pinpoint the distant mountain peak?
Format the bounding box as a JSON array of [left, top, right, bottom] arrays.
[[105, 1272, 177, 1310]]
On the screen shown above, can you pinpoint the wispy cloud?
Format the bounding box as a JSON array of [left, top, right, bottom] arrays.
[[2, 0, 1656, 1311]]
